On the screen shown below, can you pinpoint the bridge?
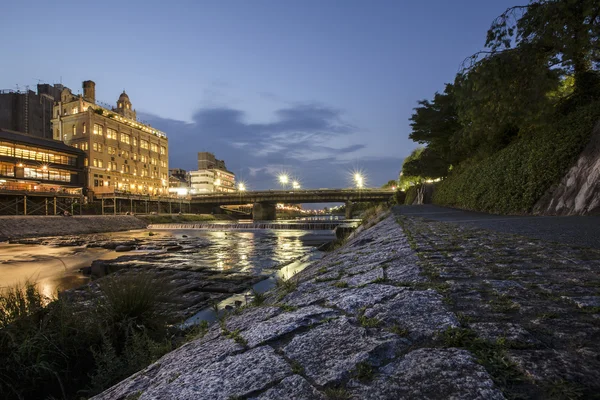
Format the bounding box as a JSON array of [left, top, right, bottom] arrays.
[[190, 188, 395, 220]]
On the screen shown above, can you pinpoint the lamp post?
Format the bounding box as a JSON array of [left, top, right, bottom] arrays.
[[292, 181, 300, 191], [354, 173, 364, 189], [278, 174, 288, 190]]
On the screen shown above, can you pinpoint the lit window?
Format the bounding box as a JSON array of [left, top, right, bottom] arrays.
[[121, 133, 130, 144], [160, 146, 166, 155], [140, 140, 149, 149], [93, 124, 103, 135], [72, 125, 76, 135], [83, 123, 86, 133], [107, 128, 117, 140], [133, 137, 138, 146]]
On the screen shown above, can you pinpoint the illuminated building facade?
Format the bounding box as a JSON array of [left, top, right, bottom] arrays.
[[168, 168, 190, 196], [190, 152, 235, 194], [0, 128, 85, 193], [51, 81, 169, 197]]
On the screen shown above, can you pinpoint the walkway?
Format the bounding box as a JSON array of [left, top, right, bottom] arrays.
[[394, 205, 600, 249]]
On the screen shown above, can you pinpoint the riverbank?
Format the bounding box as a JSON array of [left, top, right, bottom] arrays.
[[0, 215, 148, 241], [93, 210, 600, 399]]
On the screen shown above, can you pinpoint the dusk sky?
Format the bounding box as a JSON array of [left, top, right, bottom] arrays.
[[2, 0, 526, 190]]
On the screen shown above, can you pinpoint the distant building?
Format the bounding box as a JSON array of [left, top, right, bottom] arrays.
[[0, 84, 64, 139], [190, 152, 235, 193], [51, 80, 169, 197], [168, 168, 190, 196], [0, 128, 85, 193]]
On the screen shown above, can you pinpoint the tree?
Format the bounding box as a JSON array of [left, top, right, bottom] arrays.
[[482, 0, 600, 94], [381, 180, 398, 189], [409, 84, 462, 164]]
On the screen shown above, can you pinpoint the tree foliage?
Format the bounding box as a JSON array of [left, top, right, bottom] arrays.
[[404, 0, 600, 212]]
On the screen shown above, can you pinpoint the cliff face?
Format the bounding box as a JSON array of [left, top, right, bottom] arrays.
[[535, 121, 600, 215], [92, 215, 503, 400], [0, 215, 147, 240]]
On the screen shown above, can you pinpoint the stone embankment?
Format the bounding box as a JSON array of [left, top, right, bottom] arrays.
[[91, 215, 487, 399], [0, 215, 147, 240]]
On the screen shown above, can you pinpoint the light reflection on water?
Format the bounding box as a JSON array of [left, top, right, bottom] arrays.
[[0, 229, 333, 297]]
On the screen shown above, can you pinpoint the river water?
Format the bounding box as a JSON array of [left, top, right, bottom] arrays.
[[0, 227, 335, 301]]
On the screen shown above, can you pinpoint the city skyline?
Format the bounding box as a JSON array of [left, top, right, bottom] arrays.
[[1, 0, 527, 190]]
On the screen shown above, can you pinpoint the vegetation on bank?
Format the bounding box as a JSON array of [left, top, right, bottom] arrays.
[[0, 275, 181, 400], [401, 0, 600, 213]]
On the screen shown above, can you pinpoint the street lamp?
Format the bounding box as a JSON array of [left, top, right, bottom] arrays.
[[278, 174, 288, 189], [292, 181, 300, 190], [238, 183, 246, 192], [354, 173, 364, 189]]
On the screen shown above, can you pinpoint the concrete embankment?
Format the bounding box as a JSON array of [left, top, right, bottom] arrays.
[[0, 215, 148, 240]]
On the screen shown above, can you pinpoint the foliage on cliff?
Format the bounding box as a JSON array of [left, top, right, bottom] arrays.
[[404, 0, 600, 213]]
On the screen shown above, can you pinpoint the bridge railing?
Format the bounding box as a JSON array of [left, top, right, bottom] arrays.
[[190, 188, 394, 198]]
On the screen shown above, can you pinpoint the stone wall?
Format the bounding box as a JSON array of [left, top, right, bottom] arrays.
[[0, 215, 148, 240], [534, 120, 600, 215]]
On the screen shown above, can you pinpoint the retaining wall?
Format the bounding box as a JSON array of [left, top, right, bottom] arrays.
[[0, 216, 148, 240]]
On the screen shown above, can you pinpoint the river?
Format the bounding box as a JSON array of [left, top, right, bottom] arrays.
[[0, 226, 336, 304]]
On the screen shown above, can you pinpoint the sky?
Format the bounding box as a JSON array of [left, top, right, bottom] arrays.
[[2, 0, 527, 191]]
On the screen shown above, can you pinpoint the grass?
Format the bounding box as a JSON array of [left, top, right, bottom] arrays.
[[0, 275, 176, 400], [290, 360, 304, 374], [353, 362, 374, 382], [275, 276, 299, 297], [223, 329, 247, 346], [489, 295, 520, 313], [388, 324, 410, 337], [439, 327, 526, 397], [324, 387, 351, 399], [251, 289, 266, 306]]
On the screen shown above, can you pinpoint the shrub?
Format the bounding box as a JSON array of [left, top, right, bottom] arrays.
[[434, 101, 600, 214]]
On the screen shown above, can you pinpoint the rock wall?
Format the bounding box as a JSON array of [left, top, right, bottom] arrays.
[[535, 120, 600, 215], [0, 215, 148, 240]]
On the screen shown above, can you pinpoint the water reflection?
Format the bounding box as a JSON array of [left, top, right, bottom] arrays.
[[0, 228, 334, 296]]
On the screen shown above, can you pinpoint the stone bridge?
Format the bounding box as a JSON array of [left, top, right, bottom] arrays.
[[190, 189, 394, 220]]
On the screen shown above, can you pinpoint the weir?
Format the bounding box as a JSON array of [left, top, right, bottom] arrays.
[[147, 221, 359, 231]]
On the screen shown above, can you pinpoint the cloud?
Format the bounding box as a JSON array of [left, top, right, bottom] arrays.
[[139, 103, 400, 190]]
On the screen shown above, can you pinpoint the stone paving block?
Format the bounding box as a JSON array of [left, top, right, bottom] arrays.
[[384, 257, 426, 283], [469, 322, 541, 345], [507, 349, 600, 388], [562, 295, 600, 308], [250, 375, 325, 400], [364, 289, 459, 340], [344, 267, 384, 287], [283, 316, 404, 386], [92, 337, 244, 400], [225, 306, 282, 332], [350, 348, 505, 400], [141, 345, 292, 400], [281, 281, 345, 307], [328, 284, 403, 314], [241, 305, 339, 348]]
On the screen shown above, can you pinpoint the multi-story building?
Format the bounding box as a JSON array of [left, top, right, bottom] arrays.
[[0, 83, 64, 139], [0, 128, 85, 193], [51, 81, 169, 197], [168, 168, 190, 196], [190, 152, 235, 193]]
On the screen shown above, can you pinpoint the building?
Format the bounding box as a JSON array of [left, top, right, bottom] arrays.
[[168, 168, 190, 196], [51, 81, 169, 197], [0, 83, 64, 139], [0, 128, 85, 193], [190, 152, 235, 194]]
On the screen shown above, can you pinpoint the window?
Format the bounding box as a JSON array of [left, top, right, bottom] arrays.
[[107, 128, 117, 140], [93, 142, 103, 152], [84, 158, 88, 167], [93, 159, 98, 167], [150, 143, 158, 153], [133, 153, 137, 161], [140, 140, 149, 149], [93, 124, 103, 136], [121, 150, 129, 159], [73, 107, 79, 114], [108, 161, 117, 171], [140, 155, 147, 163], [107, 146, 116, 155], [133, 137, 138, 146], [121, 133, 130, 144], [160, 146, 166, 155], [72, 125, 76, 135], [82, 142, 89, 151], [83, 123, 86, 133]]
